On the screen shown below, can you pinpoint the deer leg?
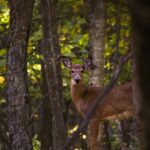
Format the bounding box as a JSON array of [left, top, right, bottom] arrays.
[[87, 118, 103, 150]]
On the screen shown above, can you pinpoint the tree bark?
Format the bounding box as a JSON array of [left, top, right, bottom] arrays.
[[129, 0, 150, 149], [103, 122, 112, 150], [7, 0, 34, 149], [40, 62, 52, 150], [84, 0, 106, 149], [131, 31, 144, 149], [40, 0, 67, 149], [85, 0, 106, 87]]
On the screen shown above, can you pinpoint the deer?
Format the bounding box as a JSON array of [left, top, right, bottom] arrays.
[[62, 57, 133, 150]]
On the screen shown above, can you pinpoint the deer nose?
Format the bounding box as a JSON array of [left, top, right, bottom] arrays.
[[74, 76, 80, 83], [75, 79, 80, 83]]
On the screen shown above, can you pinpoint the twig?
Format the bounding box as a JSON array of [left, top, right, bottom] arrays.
[[62, 53, 132, 150], [30, 93, 48, 119]]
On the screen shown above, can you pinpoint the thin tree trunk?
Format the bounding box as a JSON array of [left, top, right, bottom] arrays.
[[131, 31, 144, 149], [84, 0, 106, 149], [7, 0, 34, 149], [85, 0, 106, 87], [40, 0, 66, 149], [40, 62, 52, 150], [116, 121, 127, 150], [114, 2, 130, 149], [103, 122, 112, 150]]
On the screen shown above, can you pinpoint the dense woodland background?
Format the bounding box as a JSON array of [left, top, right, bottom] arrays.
[[0, 0, 150, 150]]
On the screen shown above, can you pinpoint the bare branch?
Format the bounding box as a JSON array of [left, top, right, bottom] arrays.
[[30, 94, 48, 119]]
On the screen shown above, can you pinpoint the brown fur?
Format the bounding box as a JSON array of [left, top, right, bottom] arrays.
[[71, 81, 133, 119], [63, 59, 133, 149], [71, 79, 133, 149]]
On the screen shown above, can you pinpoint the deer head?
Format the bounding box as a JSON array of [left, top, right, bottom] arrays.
[[62, 57, 92, 84]]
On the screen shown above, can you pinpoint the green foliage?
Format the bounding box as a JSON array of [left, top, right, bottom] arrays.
[[0, 97, 5, 105], [30, 0, 42, 43], [0, 2, 9, 31], [32, 135, 41, 150], [105, 1, 131, 84], [0, 0, 8, 92], [58, 0, 88, 57]]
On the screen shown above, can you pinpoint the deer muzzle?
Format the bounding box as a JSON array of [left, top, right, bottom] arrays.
[[74, 75, 81, 83]]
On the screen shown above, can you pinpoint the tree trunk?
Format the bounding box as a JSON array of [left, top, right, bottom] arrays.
[[117, 122, 125, 150], [84, 0, 106, 149], [40, 0, 67, 149], [131, 31, 144, 149], [40, 62, 52, 150], [7, 0, 34, 149], [103, 122, 112, 150], [85, 0, 106, 87], [129, 0, 150, 149]]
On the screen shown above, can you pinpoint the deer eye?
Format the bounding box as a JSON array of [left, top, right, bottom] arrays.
[[71, 70, 74, 73], [81, 70, 84, 73]]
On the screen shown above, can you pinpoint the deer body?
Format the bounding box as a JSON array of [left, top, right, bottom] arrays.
[[62, 58, 133, 149], [71, 80, 133, 120]]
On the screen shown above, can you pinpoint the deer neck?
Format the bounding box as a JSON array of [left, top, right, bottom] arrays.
[[70, 79, 85, 102]]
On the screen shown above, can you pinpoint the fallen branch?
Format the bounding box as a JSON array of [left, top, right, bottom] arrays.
[[62, 53, 132, 150]]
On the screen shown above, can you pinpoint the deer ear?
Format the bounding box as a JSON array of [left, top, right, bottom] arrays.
[[62, 57, 72, 68], [83, 58, 92, 69]]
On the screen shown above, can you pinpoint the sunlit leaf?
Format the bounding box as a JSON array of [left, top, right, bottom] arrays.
[[0, 49, 6, 56], [0, 76, 5, 84]]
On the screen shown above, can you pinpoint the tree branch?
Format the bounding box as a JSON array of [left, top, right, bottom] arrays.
[[62, 53, 132, 150]]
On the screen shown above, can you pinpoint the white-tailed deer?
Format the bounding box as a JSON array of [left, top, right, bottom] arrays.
[[62, 57, 133, 150]]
